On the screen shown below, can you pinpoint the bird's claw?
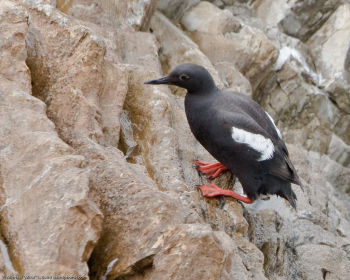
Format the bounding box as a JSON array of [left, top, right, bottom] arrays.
[[194, 160, 228, 179]]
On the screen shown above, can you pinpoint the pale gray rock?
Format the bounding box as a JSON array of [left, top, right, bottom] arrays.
[[307, 4, 350, 80], [297, 244, 350, 279], [279, 0, 341, 41], [325, 80, 350, 114], [150, 11, 252, 96], [328, 134, 350, 167], [257, 44, 350, 173], [252, 0, 297, 28], [181, 1, 241, 34], [157, 0, 200, 20], [307, 4, 350, 115], [245, 145, 350, 280], [260, 56, 334, 155], [308, 151, 350, 194], [150, 11, 224, 90], [181, 1, 278, 91]]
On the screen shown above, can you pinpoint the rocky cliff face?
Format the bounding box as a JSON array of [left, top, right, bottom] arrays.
[[0, 0, 349, 279]]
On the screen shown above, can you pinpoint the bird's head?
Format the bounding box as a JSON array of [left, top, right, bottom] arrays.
[[145, 63, 217, 93]]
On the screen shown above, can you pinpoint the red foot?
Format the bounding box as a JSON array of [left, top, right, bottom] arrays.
[[194, 160, 228, 179], [198, 183, 254, 204]]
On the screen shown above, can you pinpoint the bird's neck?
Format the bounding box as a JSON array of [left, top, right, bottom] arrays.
[[185, 89, 217, 119], [187, 85, 218, 95]]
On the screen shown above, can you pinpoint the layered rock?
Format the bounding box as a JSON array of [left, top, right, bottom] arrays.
[[2, 0, 265, 279], [251, 0, 342, 41], [57, 0, 157, 31], [245, 145, 350, 279], [157, 0, 200, 20], [0, 0, 349, 279], [0, 0, 102, 275], [150, 11, 225, 93], [181, 1, 278, 92], [307, 4, 350, 116], [259, 54, 335, 154], [279, 0, 341, 41]]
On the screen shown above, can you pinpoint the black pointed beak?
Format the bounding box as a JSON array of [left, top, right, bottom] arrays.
[[144, 76, 172, 85]]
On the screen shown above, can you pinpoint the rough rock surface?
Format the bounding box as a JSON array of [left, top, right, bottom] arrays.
[[0, 0, 102, 275], [278, 0, 341, 41], [307, 4, 350, 115], [251, 0, 342, 41], [0, 0, 349, 279], [181, 1, 278, 92], [157, 0, 200, 20], [57, 0, 157, 31], [245, 145, 350, 280]]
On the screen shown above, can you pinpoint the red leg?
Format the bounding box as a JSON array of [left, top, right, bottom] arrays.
[[198, 183, 254, 204], [194, 160, 228, 179]]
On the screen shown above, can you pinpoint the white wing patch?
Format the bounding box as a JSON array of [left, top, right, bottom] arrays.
[[265, 112, 282, 138], [231, 127, 274, 161]]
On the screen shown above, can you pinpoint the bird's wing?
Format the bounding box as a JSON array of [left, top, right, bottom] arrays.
[[216, 91, 282, 142], [217, 110, 275, 160], [264, 146, 302, 186], [216, 110, 301, 186]]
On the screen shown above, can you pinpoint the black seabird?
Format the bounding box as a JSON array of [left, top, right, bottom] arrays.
[[145, 63, 303, 209]]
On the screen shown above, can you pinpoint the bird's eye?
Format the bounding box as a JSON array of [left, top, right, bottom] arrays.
[[179, 74, 190, 81]]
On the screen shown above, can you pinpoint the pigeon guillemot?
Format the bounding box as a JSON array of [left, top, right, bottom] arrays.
[[145, 63, 303, 209]]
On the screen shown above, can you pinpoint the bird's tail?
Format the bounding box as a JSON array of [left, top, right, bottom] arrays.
[[269, 175, 298, 210], [294, 176, 304, 192], [279, 185, 297, 210], [285, 155, 304, 192], [264, 175, 298, 210], [285, 190, 297, 210]]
